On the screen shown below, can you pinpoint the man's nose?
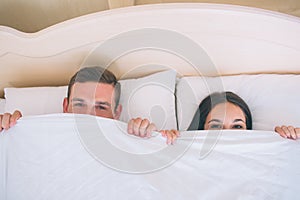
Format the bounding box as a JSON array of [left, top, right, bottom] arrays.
[[86, 106, 96, 115]]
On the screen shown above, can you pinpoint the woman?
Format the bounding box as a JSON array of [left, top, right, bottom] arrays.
[[188, 91, 299, 140]]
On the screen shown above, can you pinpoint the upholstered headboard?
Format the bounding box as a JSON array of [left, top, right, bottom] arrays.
[[2, 0, 300, 33], [1, 3, 300, 98]]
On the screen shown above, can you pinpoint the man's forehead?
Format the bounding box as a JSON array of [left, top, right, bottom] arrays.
[[72, 82, 114, 93], [70, 82, 115, 101], [72, 81, 112, 88]]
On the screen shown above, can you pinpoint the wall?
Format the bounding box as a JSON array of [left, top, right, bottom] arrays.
[[0, 0, 300, 32]]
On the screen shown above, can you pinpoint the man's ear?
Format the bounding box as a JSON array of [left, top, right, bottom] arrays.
[[62, 98, 69, 113], [113, 104, 122, 120]]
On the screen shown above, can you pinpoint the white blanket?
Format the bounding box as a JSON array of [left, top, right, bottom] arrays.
[[0, 114, 299, 200]]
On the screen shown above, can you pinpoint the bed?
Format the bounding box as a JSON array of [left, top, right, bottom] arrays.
[[1, 3, 300, 200]]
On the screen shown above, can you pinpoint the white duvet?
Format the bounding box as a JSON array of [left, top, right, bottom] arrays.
[[0, 114, 299, 200]]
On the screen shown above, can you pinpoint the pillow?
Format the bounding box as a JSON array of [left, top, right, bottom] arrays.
[[176, 74, 300, 131], [4, 86, 68, 116], [0, 98, 5, 114], [119, 70, 177, 130], [4, 70, 177, 130]]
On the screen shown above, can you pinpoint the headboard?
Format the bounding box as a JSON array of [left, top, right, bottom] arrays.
[[1, 3, 300, 98]]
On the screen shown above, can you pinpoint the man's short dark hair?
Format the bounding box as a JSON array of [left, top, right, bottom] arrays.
[[67, 66, 121, 110]]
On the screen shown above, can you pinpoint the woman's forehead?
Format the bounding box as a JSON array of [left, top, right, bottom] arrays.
[[209, 102, 245, 118]]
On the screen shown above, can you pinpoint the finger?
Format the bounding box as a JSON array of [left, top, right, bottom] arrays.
[[171, 130, 180, 145], [127, 119, 134, 134], [170, 131, 178, 145], [162, 130, 176, 145], [162, 131, 171, 145], [10, 110, 22, 126], [2, 113, 12, 130], [145, 123, 157, 138], [172, 130, 180, 138], [127, 118, 142, 135], [288, 126, 297, 140], [167, 132, 173, 145], [160, 130, 166, 137], [138, 119, 150, 138], [132, 118, 143, 136], [281, 126, 291, 139], [295, 128, 300, 139], [274, 126, 287, 138]]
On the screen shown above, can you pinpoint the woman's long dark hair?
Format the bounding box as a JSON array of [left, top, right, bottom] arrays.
[[188, 91, 252, 130]]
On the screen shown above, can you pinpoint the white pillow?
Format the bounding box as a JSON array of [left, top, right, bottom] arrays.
[[176, 74, 300, 131], [4, 86, 68, 116], [0, 98, 5, 114], [4, 70, 177, 130], [119, 70, 177, 130]]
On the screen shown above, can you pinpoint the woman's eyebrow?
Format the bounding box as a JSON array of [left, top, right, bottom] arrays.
[[233, 119, 245, 123]]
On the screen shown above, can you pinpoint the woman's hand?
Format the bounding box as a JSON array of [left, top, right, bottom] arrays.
[[275, 125, 300, 140]]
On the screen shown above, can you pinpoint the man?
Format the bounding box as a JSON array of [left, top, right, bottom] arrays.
[[0, 66, 178, 144]]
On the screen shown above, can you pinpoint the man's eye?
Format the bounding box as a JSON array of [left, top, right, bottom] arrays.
[[74, 103, 85, 107], [95, 106, 106, 110], [232, 125, 244, 129], [209, 124, 222, 129]]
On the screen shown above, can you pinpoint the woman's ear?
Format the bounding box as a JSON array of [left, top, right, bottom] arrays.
[[113, 104, 122, 120], [62, 98, 69, 113]]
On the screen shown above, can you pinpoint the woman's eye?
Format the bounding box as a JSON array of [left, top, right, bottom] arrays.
[[209, 124, 222, 129], [232, 125, 244, 129]]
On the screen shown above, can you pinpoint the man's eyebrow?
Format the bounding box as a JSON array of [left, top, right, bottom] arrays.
[[71, 98, 84, 102], [208, 119, 222, 123], [95, 101, 111, 106], [71, 98, 111, 106]]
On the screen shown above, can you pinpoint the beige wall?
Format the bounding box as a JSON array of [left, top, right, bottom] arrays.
[[0, 0, 109, 32], [1, 0, 300, 32], [136, 0, 300, 16]]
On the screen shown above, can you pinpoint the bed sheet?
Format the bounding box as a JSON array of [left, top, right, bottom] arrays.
[[0, 114, 299, 200]]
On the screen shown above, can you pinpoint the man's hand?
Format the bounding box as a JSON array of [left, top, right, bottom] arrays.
[[0, 110, 22, 131], [127, 118, 156, 138], [275, 125, 300, 140], [127, 118, 180, 145]]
